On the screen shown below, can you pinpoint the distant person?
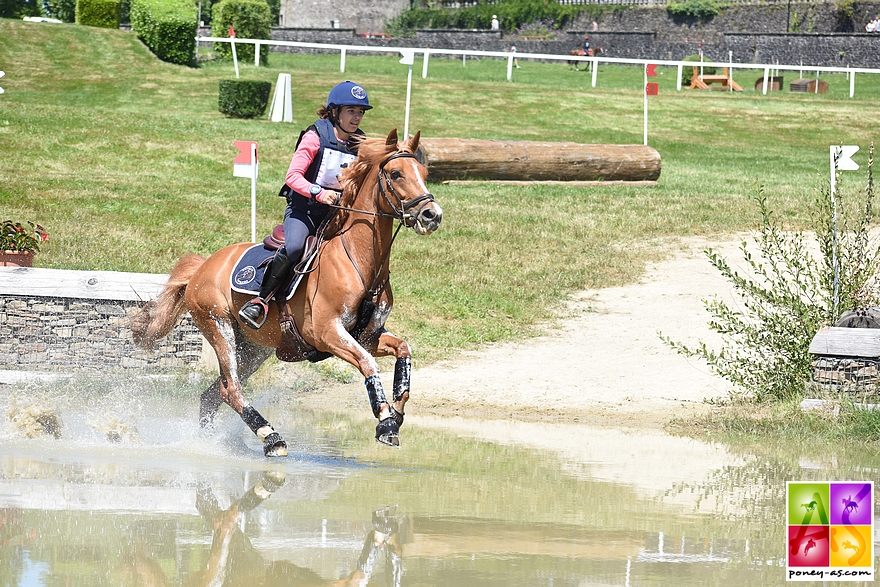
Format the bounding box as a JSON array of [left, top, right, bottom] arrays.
[[866, 19, 875, 32], [491, 14, 499, 31], [583, 34, 591, 56], [874, 16, 880, 32], [510, 44, 520, 68], [591, 20, 598, 31]]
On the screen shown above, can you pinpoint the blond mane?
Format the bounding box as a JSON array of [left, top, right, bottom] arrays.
[[339, 136, 406, 201]]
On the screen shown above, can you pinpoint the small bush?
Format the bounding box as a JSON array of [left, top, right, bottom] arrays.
[[212, 0, 271, 65], [662, 146, 879, 402], [218, 79, 270, 118], [44, 0, 76, 22], [130, 0, 197, 66], [75, 0, 120, 28], [667, 0, 721, 20], [681, 53, 716, 86]]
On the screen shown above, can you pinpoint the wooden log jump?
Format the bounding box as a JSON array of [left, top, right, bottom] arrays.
[[417, 139, 661, 183]]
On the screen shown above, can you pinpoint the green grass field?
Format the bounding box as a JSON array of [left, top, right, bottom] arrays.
[[2, 18, 879, 363]]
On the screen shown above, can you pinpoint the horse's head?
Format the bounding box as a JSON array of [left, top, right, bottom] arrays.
[[344, 129, 442, 235], [340, 129, 442, 235]]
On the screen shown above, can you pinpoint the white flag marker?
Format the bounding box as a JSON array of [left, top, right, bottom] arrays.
[[828, 145, 860, 320]]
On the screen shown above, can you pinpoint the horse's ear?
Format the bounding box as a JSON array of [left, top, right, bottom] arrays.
[[407, 130, 421, 153], [385, 129, 399, 146]]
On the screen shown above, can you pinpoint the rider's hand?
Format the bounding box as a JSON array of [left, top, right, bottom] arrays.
[[317, 190, 340, 205]]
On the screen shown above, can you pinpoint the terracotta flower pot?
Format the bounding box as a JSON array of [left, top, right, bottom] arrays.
[[0, 251, 35, 267]]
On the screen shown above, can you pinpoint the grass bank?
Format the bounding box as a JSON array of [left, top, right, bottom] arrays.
[[671, 393, 880, 444], [2, 19, 878, 365]]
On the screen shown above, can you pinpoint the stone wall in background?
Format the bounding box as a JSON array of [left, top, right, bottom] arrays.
[[278, 0, 408, 33], [263, 2, 880, 67], [268, 26, 880, 67]]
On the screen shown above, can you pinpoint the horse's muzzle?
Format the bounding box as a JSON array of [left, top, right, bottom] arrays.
[[412, 202, 442, 235]]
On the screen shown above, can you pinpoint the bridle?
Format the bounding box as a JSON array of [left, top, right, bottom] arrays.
[[328, 150, 437, 302], [330, 151, 435, 227], [377, 152, 435, 227]]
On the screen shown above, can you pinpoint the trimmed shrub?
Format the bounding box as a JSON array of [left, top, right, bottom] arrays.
[[212, 0, 271, 65], [218, 79, 270, 118], [130, 0, 197, 66], [667, 0, 721, 20], [75, 0, 120, 28]]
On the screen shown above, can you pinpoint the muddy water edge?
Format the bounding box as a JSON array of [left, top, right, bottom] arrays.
[[0, 375, 876, 586]]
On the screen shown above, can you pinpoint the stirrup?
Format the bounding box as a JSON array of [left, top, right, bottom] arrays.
[[238, 298, 269, 330]]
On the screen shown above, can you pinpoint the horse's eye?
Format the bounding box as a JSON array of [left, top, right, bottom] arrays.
[[390, 170, 402, 180]]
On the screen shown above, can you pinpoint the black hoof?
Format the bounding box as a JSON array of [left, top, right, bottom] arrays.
[[263, 432, 288, 457], [375, 417, 400, 447]]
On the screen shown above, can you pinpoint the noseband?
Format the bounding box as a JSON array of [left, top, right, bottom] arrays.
[[377, 152, 435, 225]]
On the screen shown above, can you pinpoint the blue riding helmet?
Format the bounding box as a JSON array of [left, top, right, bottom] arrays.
[[326, 81, 372, 111]]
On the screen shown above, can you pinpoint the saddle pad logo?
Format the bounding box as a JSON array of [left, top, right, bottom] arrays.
[[234, 265, 257, 287]]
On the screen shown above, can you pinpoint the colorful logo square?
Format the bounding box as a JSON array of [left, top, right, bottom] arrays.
[[786, 481, 874, 582], [788, 525, 829, 567]]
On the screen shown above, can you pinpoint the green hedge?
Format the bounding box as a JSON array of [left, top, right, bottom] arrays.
[[681, 53, 716, 86], [75, 0, 120, 27], [130, 0, 197, 66], [44, 0, 76, 22], [212, 0, 271, 64], [386, 1, 609, 37], [218, 79, 270, 118]]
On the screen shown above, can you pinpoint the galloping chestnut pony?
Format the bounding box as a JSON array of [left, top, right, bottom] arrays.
[[131, 130, 442, 455]]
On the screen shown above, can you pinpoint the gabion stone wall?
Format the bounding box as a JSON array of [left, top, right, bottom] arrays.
[[0, 268, 208, 372], [0, 297, 202, 371]]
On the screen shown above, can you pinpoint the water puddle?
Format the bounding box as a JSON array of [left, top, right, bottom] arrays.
[[0, 377, 877, 585]]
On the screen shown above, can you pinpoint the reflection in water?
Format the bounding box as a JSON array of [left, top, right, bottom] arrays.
[[0, 379, 878, 585], [120, 473, 402, 587]]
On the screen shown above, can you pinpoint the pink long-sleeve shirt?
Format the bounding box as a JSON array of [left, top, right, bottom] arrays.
[[285, 129, 322, 201]]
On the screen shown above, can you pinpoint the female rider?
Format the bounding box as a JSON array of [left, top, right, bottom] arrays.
[[239, 81, 371, 329]]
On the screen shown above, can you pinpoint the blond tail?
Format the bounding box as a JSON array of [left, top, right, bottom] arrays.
[[129, 254, 206, 349]]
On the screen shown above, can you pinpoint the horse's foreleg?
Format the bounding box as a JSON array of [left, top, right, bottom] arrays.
[[375, 332, 411, 422]]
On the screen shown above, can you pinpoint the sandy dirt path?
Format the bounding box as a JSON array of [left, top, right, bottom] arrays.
[[314, 237, 749, 429]]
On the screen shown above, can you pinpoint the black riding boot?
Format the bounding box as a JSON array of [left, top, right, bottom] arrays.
[[238, 251, 293, 329]]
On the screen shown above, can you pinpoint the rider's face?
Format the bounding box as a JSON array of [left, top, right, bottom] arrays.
[[337, 106, 365, 134]]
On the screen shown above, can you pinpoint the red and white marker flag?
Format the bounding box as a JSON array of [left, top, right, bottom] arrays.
[[233, 140, 257, 178], [643, 64, 658, 146], [829, 145, 860, 319], [233, 141, 258, 242]]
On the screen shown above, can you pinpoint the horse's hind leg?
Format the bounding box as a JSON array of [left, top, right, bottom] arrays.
[[198, 340, 272, 428], [193, 314, 287, 457], [235, 337, 288, 457]]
